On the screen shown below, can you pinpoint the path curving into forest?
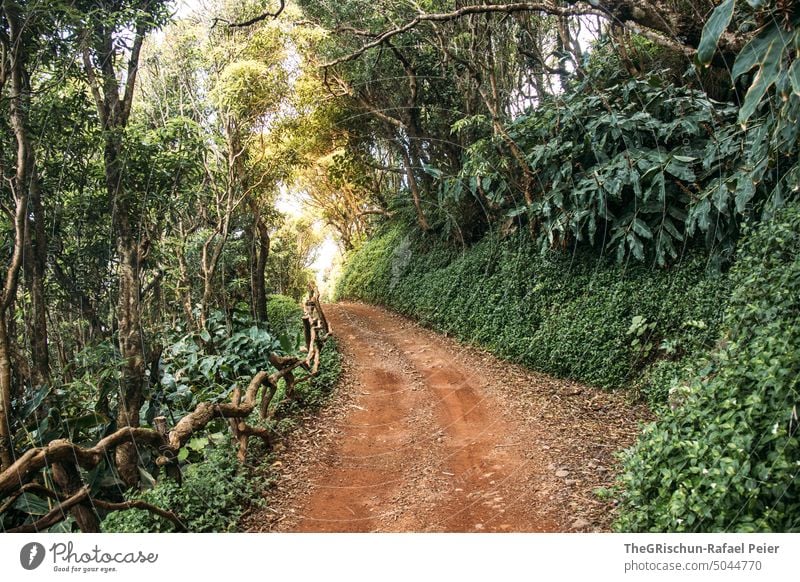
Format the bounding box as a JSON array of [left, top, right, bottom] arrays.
[[242, 303, 649, 533]]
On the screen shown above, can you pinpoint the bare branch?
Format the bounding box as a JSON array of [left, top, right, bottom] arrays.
[[120, 23, 147, 125], [212, 0, 286, 29], [93, 499, 187, 532], [7, 486, 91, 533], [322, 3, 604, 68], [0, 483, 66, 515]]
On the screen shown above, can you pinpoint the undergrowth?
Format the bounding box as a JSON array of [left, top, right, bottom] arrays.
[[335, 224, 729, 403]]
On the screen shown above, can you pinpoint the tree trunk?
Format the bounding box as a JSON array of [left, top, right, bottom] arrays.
[[51, 461, 100, 532], [248, 202, 270, 323], [103, 129, 146, 488], [399, 144, 430, 231], [23, 173, 50, 387], [113, 215, 146, 488], [0, 2, 35, 471], [84, 17, 150, 487], [0, 312, 14, 470]]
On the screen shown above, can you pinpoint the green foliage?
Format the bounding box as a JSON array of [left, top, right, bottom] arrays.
[[696, 0, 735, 65], [444, 67, 800, 266], [615, 202, 800, 532], [265, 216, 320, 300], [102, 442, 263, 532], [304, 337, 342, 408], [696, 1, 800, 220], [336, 224, 728, 390], [101, 304, 341, 532], [699, 1, 799, 125], [266, 294, 304, 336], [156, 310, 282, 419], [413, 30, 800, 264]]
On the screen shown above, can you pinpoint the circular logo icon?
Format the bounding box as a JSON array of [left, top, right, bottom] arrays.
[[20, 542, 46, 570]]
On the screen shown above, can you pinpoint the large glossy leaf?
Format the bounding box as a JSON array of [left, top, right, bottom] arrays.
[[18, 385, 52, 419], [63, 412, 109, 440], [697, 0, 736, 65], [738, 27, 791, 124], [789, 60, 800, 97], [14, 492, 52, 515], [633, 217, 654, 239]]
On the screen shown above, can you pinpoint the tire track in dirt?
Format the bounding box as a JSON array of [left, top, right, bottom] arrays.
[[243, 302, 649, 532]]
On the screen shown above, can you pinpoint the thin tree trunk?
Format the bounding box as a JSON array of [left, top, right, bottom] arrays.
[[83, 17, 150, 487], [23, 172, 50, 387], [399, 144, 430, 231], [0, 312, 14, 470], [248, 202, 270, 323], [110, 159, 147, 489], [0, 2, 35, 471]]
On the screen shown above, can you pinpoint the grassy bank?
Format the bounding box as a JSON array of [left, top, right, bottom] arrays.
[[336, 225, 729, 405]]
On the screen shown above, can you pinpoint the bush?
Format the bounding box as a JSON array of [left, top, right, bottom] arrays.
[[304, 337, 342, 407], [104, 303, 342, 533], [336, 224, 728, 393], [267, 294, 304, 337], [102, 442, 264, 532], [272, 337, 342, 417], [615, 203, 800, 532]]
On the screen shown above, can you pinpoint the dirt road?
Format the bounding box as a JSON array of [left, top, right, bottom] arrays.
[[243, 302, 648, 532]]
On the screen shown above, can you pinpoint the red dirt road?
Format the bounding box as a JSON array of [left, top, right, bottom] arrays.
[[243, 302, 648, 533]]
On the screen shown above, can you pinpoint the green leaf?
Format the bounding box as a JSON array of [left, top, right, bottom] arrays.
[[694, 198, 712, 232], [187, 436, 208, 452], [662, 217, 684, 241], [19, 384, 52, 419], [632, 218, 653, 239], [712, 181, 730, 213], [734, 177, 756, 213], [628, 232, 645, 260], [14, 492, 52, 515], [733, 25, 790, 124], [696, 0, 735, 65], [422, 164, 443, 179], [732, 25, 779, 80], [278, 332, 293, 353], [665, 159, 696, 182], [138, 467, 157, 490], [64, 412, 109, 439], [789, 60, 800, 97]]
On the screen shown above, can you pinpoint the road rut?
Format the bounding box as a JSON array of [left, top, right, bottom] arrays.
[[243, 302, 648, 532]]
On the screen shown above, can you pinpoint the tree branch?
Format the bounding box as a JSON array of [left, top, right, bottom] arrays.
[[212, 0, 286, 28], [93, 498, 186, 532], [120, 23, 147, 126], [7, 486, 91, 533], [322, 2, 604, 68]]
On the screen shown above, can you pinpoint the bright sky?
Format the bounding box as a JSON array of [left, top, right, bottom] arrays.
[[275, 189, 342, 296]]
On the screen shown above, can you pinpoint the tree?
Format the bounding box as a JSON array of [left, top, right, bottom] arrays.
[[79, 0, 172, 487], [0, 0, 38, 470]]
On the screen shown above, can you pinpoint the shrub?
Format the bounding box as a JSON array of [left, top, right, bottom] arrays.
[[267, 294, 304, 337], [304, 337, 342, 407], [336, 225, 728, 392], [102, 442, 264, 532], [103, 298, 342, 533], [615, 203, 800, 532]]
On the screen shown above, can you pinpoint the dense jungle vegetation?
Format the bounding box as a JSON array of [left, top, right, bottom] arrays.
[[0, 0, 798, 532]]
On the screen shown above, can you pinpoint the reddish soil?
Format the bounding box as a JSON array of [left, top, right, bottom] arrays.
[[242, 302, 649, 533]]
